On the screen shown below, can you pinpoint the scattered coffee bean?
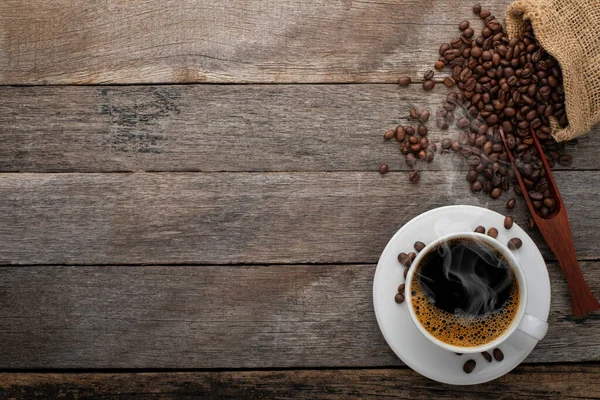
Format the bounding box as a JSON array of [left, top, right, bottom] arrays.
[[398, 283, 405, 293], [463, 359, 476, 374], [395, 292, 406, 304], [398, 252, 409, 265], [473, 3, 481, 14], [419, 109, 431, 123], [459, 20, 470, 30], [474, 226, 486, 234], [508, 237, 523, 250], [444, 77, 456, 87], [493, 348, 504, 361], [398, 76, 411, 86], [384, 129, 395, 140], [409, 170, 421, 183], [418, 125, 428, 136], [405, 126, 415, 136], [410, 108, 420, 119], [423, 80, 435, 90], [414, 241, 426, 252], [558, 154, 572, 166], [379, 164, 389, 174], [487, 227, 498, 238], [435, 60, 445, 70], [396, 126, 407, 142], [527, 217, 536, 229], [504, 216, 514, 229], [506, 198, 516, 209], [424, 70, 435, 80], [405, 153, 416, 167], [408, 252, 416, 262], [481, 351, 492, 362]]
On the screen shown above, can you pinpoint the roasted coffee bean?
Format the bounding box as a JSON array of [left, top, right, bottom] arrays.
[[467, 170, 478, 182], [398, 77, 411, 86], [439, 43, 451, 56], [463, 359, 477, 374], [414, 241, 426, 252], [419, 109, 431, 123], [423, 80, 435, 90], [397, 252, 408, 265], [410, 108, 420, 119], [539, 207, 549, 217], [529, 190, 544, 200], [506, 198, 516, 209], [417, 124, 428, 136], [558, 154, 572, 166], [463, 27, 475, 38], [384, 129, 395, 140], [442, 138, 453, 149], [526, 217, 536, 229], [507, 238, 523, 250], [397, 283, 405, 293], [396, 126, 407, 142], [493, 348, 504, 361], [487, 227, 499, 238], [452, 141, 461, 151], [405, 153, 416, 167], [543, 197, 555, 209], [504, 216, 514, 229], [409, 136, 419, 145], [435, 60, 445, 70], [444, 77, 456, 87], [379, 164, 389, 174], [491, 187, 502, 199], [474, 225, 486, 234], [420, 137, 429, 149], [409, 170, 420, 183], [471, 181, 483, 193], [482, 351, 493, 362], [394, 293, 405, 304], [424, 70, 435, 80]]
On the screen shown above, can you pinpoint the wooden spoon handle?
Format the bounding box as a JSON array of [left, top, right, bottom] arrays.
[[538, 213, 600, 317]]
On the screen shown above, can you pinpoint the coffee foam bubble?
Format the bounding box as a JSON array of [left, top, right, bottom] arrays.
[[410, 253, 520, 347]]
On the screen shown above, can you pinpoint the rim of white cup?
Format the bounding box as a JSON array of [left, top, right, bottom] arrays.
[[404, 231, 528, 354]]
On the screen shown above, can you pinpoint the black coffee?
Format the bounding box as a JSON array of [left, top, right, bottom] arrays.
[[411, 238, 520, 347]]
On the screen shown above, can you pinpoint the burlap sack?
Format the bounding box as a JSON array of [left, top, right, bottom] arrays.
[[505, 0, 600, 142]]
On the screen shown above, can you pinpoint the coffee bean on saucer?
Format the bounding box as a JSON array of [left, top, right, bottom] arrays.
[[493, 348, 504, 361], [487, 227, 498, 238], [474, 226, 485, 234], [408, 252, 417, 262], [379, 163, 389, 175], [481, 351, 492, 362], [508, 238, 523, 250], [504, 216, 514, 229], [414, 241, 426, 252], [463, 359, 476, 374], [398, 253, 411, 267], [403, 268, 409, 279], [395, 293, 406, 304], [398, 283, 405, 293], [506, 198, 516, 209]]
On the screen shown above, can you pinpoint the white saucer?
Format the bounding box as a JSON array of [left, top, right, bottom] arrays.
[[373, 205, 550, 385]]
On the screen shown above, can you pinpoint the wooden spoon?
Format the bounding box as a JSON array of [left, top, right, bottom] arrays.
[[499, 127, 600, 317]]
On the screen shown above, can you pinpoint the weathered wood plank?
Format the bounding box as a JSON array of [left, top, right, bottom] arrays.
[[0, 85, 594, 173], [0, 172, 599, 265], [0, 0, 513, 84], [1, 365, 598, 399], [0, 263, 598, 368]]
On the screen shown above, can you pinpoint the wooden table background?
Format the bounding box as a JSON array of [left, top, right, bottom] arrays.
[[1, 0, 599, 398]]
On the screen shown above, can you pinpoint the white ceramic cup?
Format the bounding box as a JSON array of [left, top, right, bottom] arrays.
[[405, 232, 548, 354]]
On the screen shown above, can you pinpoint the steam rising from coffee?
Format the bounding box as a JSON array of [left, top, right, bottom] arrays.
[[419, 238, 514, 317]]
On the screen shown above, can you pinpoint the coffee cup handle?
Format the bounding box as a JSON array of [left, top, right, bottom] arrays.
[[517, 314, 548, 341]]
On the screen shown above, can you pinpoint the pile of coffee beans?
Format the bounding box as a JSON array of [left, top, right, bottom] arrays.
[[384, 4, 573, 221], [384, 102, 438, 182]]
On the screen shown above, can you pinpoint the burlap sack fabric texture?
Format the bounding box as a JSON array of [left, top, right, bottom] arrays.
[[505, 0, 600, 142]]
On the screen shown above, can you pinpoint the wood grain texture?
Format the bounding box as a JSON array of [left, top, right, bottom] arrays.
[[0, 0, 514, 84], [0, 263, 598, 368], [0, 85, 594, 172], [1, 364, 599, 399], [1, 172, 599, 265]]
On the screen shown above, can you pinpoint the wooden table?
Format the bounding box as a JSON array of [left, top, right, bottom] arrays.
[[1, 0, 599, 398]]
